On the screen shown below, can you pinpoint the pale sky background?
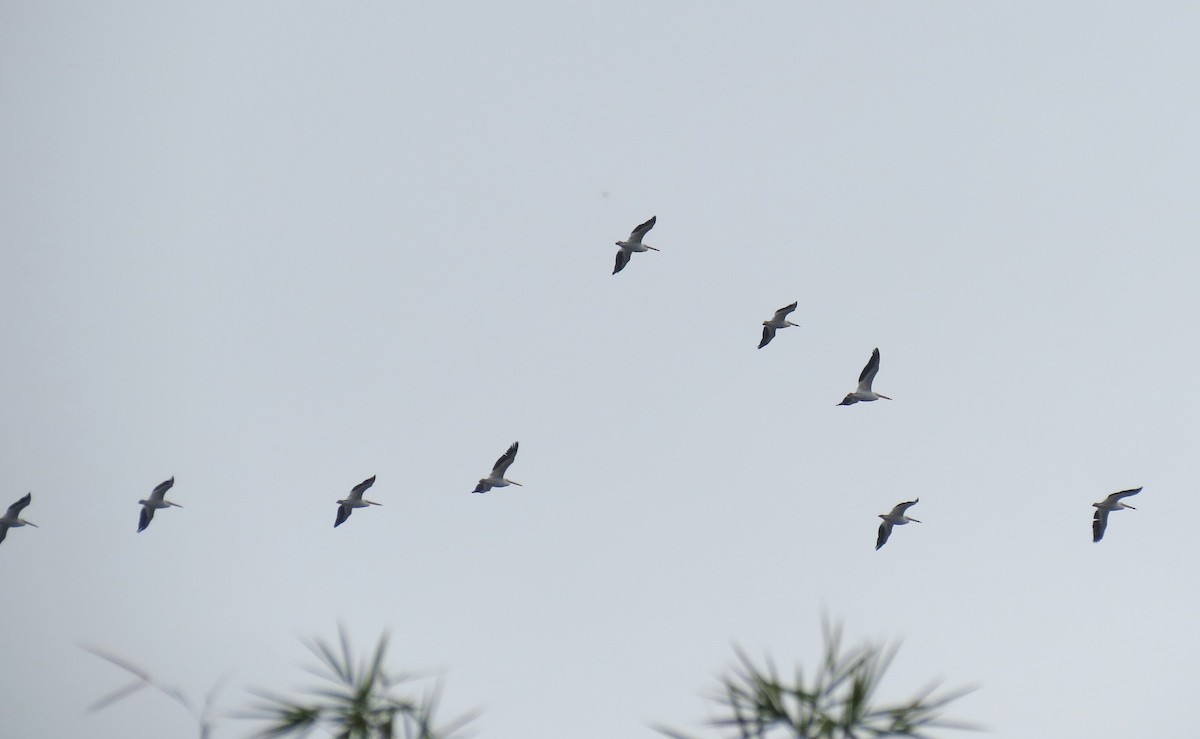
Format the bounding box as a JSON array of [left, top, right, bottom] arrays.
[[3, 3, 1199, 738]]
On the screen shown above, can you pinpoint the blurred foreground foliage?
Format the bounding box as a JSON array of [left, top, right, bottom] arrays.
[[85, 620, 973, 739]]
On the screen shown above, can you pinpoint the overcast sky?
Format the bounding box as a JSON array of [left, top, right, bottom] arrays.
[[3, 3, 1199, 738]]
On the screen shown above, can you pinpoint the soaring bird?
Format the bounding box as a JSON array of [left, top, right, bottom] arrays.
[[839, 348, 891, 405], [876, 499, 920, 550], [473, 442, 521, 494], [335, 475, 381, 527], [1092, 487, 1141, 542], [613, 216, 659, 274], [137, 477, 181, 533], [0, 493, 36, 545], [758, 302, 799, 349]]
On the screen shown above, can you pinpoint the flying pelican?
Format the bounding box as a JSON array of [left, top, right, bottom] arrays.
[[613, 216, 658, 274], [137, 477, 181, 533], [876, 499, 920, 550], [839, 347, 891, 405], [335, 475, 381, 527], [0, 493, 36, 545], [1092, 487, 1141, 542], [758, 302, 799, 349], [473, 442, 521, 493]]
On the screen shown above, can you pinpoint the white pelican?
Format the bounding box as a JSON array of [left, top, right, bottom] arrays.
[[613, 216, 658, 274], [0, 493, 36, 545], [137, 477, 181, 533], [1092, 487, 1141, 542], [335, 475, 380, 527], [473, 442, 521, 493], [839, 347, 891, 405], [758, 302, 799, 349], [876, 499, 920, 550]]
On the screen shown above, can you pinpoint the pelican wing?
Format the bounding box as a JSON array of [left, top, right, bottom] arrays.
[[0, 525, 7, 545], [875, 522, 892, 550], [150, 477, 175, 501], [856, 348, 881, 393], [335, 504, 352, 527], [5, 493, 32, 518], [349, 475, 377, 500], [890, 498, 919, 516], [492, 442, 519, 476], [772, 302, 798, 322], [626, 215, 656, 244], [1104, 487, 1142, 504], [138, 506, 155, 533], [758, 325, 776, 349], [1092, 508, 1109, 542], [613, 249, 631, 274]]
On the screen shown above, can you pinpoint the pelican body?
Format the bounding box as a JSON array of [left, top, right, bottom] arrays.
[[876, 499, 920, 549], [839, 347, 891, 405], [335, 475, 381, 527], [138, 477, 182, 532], [1092, 487, 1141, 542], [613, 216, 659, 274], [758, 302, 799, 349], [473, 442, 521, 493], [0, 493, 36, 545]]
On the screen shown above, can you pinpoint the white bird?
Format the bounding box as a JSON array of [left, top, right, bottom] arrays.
[[473, 442, 521, 494], [1092, 487, 1141, 542], [137, 477, 182, 533], [839, 347, 891, 405], [0, 493, 36, 545], [613, 216, 659, 274], [335, 475, 381, 527], [758, 302, 799, 349], [876, 499, 920, 550]]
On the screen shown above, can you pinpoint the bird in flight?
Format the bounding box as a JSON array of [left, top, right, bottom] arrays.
[[335, 475, 381, 527], [1092, 487, 1141, 542], [839, 348, 891, 405], [876, 499, 920, 550], [473, 442, 521, 493], [613, 216, 659, 274], [758, 302, 799, 349], [138, 477, 182, 532], [0, 493, 36, 545]]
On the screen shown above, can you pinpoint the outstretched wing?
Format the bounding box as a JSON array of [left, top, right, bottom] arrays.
[[627, 215, 656, 244], [1092, 508, 1109, 542], [758, 325, 776, 349], [890, 498, 919, 516], [5, 493, 31, 518], [492, 442, 519, 476], [876, 522, 892, 550], [150, 477, 175, 501], [613, 249, 631, 274], [857, 348, 881, 392], [335, 504, 352, 528], [138, 506, 154, 533], [350, 475, 376, 499], [772, 302, 798, 321], [1104, 487, 1142, 504]]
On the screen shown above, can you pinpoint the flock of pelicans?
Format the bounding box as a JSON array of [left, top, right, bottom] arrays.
[[0, 217, 1145, 550]]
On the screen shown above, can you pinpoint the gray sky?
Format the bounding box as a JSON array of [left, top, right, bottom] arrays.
[[3, 3, 1198, 738]]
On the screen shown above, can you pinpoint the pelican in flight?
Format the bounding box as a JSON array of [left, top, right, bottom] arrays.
[[758, 302, 799, 349], [137, 477, 181, 532], [335, 475, 381, 527], [1092, 487, 1141, 542], [839, 347, 891, 405], [876, 499, 920, 550], [613, 216, 658, 274], [473, 442, 521, 493], [0, 493, 36, 545]]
